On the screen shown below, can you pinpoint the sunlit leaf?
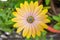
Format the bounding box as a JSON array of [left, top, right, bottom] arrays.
[[54, 23, 60, 30], [45, 0, 50, 5], [53, 16, 60, 22]]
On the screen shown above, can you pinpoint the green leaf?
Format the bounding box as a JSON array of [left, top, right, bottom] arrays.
[[0, 8, 14, 33], [45, 0, 50, 5], [54, 23, 60, 30], [49, 37, 53, 40], [58, 14, 60, 17], [0, 27, 13, 33], [42, 30, 47, 36], [48, 16, 53, 21], [35, 36, 40, 40], [40, 31, 47, 40], [44, 6, 51, 9], [53, 16, 60, 22]]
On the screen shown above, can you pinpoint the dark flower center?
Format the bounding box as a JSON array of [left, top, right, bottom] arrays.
[[27, 16, 34, 23]]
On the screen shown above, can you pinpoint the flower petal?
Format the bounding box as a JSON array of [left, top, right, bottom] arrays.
[[12, 18, 18, 22], [20, 3, 27, 15], [35, 26, 41, 36], [34, 5, 43, 15], [40, 22, 48, 29], [20, 3, 24, 8], [26, 26, 31, 38], [22, 26, 29, 37], [34, 1, 38, 9], [13, 23, 20, 28], [12, 12, 17, 16], [40, 9, 48, 15], [16, 8, 20, 12], [30, 1, 34, 13], [42, 19, 50, 23], [31, 26, 36, 38], [38, 24, 44, 32], [16, 26, 25, 33], [24, 1, 30, 12]]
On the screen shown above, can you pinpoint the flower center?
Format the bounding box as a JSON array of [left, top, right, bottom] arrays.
[[27, 16, 34, 23]]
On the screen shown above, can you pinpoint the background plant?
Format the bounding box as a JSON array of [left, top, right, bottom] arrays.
[[53, 14, 60, 30], [0, 8, 14, 33]]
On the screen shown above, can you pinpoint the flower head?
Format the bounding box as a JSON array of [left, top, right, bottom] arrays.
[[12, 1, 50, 38]]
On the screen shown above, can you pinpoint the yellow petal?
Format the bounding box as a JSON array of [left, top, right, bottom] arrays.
[[22, 26, 29, 37], [12, 18, 17, 22], [37, 31, 41, 36], [20, 3, 26, 15], [16, 8, 20, 12], [20, 3, 25, 13], [23, 1, 29, 13], [24, 1, 28, 8], [25, 1, 30, 12], [13, 10, 23, 17], [30, 1, 34, 13], [37, 15, 49, 21], [20, 3, 24, 8], [13, 23, 20, 28], [16, 8, 24, 16], [34, 1, 38, 9], [12, 18, 22, 22], [12, 12, 17, 16], [20, 1, 29, 15], [38, 24, 44, 32], [34, 5, 43, 15], [16, 7, 26, 16], [16, 26, 25, 33], [24, 1, 28, 6], [42, 19, 50, 23], [45, 19, 50, 23], [40, 23, 48, 29], [35, 26, 41, 36], [26, 27, 31, 38], [24, 1, 29, 7], [31, 26, 36, 38], [40, 9, 48, 15]]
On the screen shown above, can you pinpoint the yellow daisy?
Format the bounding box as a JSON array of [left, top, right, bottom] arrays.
[[12, 1, 50, 38]]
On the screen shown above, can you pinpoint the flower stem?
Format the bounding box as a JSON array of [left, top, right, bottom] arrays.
[[47, 26, 60, 33]]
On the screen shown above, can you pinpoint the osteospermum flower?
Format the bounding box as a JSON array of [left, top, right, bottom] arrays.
[[12, 1, 50, 38]]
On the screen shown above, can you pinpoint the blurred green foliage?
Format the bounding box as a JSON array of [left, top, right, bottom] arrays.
[[45, 0, 50, 6], [0, 0, 37, 9], [40, 31, 47, 40], [0, 8, 14, 33], [53, 14, 60, 30], [50, 37, 53, 40]]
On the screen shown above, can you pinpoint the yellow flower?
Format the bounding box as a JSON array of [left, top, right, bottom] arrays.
[[12, 1, 50, 38]]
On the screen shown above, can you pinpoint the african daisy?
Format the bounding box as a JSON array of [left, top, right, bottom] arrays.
[[12, 1, 50, 38]]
